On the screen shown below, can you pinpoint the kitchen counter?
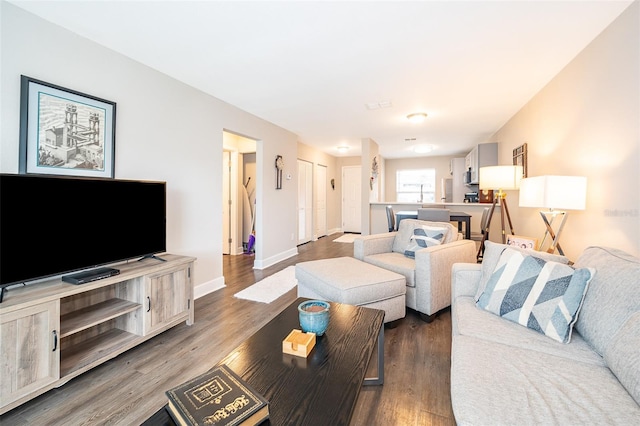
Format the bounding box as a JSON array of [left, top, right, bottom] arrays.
[[369, 202, 500, 236], [370, 202, 491, 207]]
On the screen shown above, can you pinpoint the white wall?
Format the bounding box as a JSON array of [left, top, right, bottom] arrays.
[[490, 1, 639, 260], [0, 2, 300, 293]]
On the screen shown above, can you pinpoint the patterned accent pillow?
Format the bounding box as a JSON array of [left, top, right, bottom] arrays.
[[476, 248, 595, 343], [475, 240, 569, 302], [403, 226, 447, 258]]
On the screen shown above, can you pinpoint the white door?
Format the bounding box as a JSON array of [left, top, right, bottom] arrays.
[[297, 160, 313, 244], [315, 164, 327, 238], [342, 166, 361, 233], [222, 151, 231, 254]]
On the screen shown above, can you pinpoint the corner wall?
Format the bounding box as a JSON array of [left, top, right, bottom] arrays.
[[491, 1, 639, 259]]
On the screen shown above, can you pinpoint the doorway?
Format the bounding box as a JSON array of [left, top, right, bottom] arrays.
[[342, 165, 361, 233], [222, 131, 257, 256]]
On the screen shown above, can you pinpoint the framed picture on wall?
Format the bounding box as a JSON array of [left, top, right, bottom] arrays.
[[19, 75, 116, 178], [506, 234, 538, 250], [513, 143, 528, 178]]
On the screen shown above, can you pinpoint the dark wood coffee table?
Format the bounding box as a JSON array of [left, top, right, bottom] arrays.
[[143, 297, 385, 425]]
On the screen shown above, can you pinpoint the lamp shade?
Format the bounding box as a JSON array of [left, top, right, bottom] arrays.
[[519, 175, 587, 210], [479, 165, 523, 190]]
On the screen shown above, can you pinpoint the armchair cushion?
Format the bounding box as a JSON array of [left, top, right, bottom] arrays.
[[362, 252, 418, 287]]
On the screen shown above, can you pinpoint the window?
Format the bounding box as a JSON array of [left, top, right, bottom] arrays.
[[396, 169, 436, 202]]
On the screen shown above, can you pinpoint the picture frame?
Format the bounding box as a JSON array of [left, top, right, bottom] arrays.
[[512, 143, 528, 178], [19, 75, 116, 178], [506, 234, 538, 251]]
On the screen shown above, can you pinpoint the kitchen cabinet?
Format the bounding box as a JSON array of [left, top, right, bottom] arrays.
[[465, 143, 498, 184]]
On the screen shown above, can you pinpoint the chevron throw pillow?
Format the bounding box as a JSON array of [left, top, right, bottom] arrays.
[[476, 248, 595, 343], [403, 226, 448, 258]]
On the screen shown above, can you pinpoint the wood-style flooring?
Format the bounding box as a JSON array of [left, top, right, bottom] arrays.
[[0, 234, 455, 425]]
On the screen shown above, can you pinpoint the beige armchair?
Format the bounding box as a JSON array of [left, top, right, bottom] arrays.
[[354, 219, 476, 321]]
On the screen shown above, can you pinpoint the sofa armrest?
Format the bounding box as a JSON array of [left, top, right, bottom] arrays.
[[451, 262, 482, 301], [413, 239, 477, 315], [354, 233, 396, 260]]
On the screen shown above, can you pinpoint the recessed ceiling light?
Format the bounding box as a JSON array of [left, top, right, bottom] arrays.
[[407, 112, 428, 123]]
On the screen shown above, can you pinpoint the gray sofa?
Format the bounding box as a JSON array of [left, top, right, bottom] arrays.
[[450, 242, 640, 425]]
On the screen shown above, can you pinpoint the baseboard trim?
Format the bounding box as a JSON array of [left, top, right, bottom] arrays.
[[253, 247, 298, 270], [194, 277, 225, 299]]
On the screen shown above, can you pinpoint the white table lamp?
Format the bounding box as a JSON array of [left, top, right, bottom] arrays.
[[477, 165, 523, 259], [519, 175, 587, 255]]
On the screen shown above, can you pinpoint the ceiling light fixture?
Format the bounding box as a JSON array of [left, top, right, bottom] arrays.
[[337, 146, 350, 153], [414, 145, 433, 154], [407, 112, 428, 123]]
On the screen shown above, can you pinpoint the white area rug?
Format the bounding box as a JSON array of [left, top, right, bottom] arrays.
[[233, 265, 297, 303], [333, 234, 359, 243]]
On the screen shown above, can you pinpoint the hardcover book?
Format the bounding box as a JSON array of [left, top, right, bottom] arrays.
[[165, 364, 269, 426]]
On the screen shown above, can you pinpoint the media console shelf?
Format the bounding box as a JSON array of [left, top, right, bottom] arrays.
[[0, 254, 195, 414]]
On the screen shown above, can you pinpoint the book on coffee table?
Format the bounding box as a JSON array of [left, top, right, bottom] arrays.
[[165, 364, 269, 426]]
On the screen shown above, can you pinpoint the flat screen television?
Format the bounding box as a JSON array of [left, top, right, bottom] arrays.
[[0, 174, 166, 290]]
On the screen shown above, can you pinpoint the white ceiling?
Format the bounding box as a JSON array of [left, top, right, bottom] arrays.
[[11, 0, 633, 159]]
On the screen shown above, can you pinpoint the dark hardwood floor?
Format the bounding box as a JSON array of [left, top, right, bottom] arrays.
[[1, 234, 455, 425]]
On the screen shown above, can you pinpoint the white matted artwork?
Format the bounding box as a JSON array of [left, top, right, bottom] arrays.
[[19, 75, 116, 178], [506, 235, 538, 250]]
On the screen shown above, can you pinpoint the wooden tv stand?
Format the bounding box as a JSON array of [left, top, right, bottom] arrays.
[[0, 254, 195, 414]]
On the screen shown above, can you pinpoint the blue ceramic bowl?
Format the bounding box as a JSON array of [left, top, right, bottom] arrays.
[[298, 300, 330, 336]]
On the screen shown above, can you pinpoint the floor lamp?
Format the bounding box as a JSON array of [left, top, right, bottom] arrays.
[[477, 165, 523, 261], [519, 175, 587, 256]]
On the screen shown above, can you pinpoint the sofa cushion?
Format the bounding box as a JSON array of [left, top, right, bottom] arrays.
[[454, 295, 606, 366], [403, 225, 448, 258], [391, 219, 457, 254], [363, 252, 417, 287], [573, 246, 640, 356], [450, 334, 640, 425], [604, 312, 640, 405], [476, 248, 594, 343]]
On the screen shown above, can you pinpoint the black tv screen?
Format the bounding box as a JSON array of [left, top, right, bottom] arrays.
[[0, 174, 166, 287]]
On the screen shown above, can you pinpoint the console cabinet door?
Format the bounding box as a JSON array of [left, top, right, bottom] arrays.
[[1, 300, 60, 409], [144, 266, 191, 335]]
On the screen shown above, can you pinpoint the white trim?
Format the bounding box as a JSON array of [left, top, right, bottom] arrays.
[[253, 247, 298, 270], [194, 277, 226, 299]]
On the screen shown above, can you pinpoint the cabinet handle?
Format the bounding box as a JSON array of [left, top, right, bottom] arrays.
[[52, 330, 58, 352], [147, 296, 151, 312]]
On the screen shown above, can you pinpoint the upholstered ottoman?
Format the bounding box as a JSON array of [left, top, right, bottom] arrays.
[[296, 256, 406, 323]]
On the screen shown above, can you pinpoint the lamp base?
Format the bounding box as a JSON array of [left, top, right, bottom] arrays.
[[539, 210, 568, 256]]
